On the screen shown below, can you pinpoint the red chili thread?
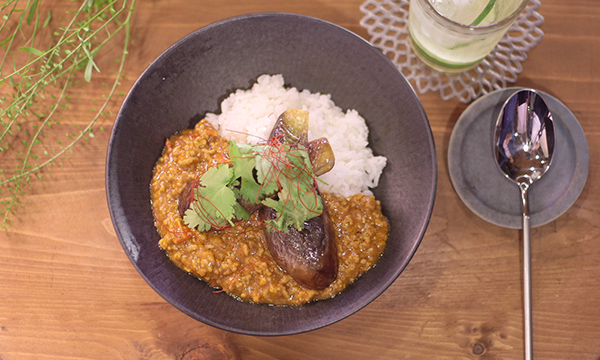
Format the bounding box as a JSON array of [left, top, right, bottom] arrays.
[[267, 141, 320, 216], [187, 138, 322, 233], [190, 189, 233, 231]]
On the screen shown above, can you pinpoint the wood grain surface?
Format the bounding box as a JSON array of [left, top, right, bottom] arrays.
[[1, 0, 599, 359]]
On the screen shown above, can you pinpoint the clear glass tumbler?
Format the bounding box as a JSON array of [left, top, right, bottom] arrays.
[[408, 0, 530, 73]]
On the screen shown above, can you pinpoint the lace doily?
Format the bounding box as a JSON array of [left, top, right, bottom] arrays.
[[359, 0, 545, 103]]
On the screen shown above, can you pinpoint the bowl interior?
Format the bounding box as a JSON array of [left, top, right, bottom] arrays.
[[106, 12, 436, 335]]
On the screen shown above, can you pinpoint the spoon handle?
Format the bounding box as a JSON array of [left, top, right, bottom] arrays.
[[521, 185, 533, 360]]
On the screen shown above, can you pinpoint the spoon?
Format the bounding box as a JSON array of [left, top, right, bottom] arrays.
[[493, 89, 555, 360]]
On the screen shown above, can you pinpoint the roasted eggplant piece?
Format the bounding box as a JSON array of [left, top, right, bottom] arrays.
[[306, 137, 335, 176], [259, 199, 338, 290], [261, 109, 338, 290], [269, 109, 309, 144], [270, 110, 335, 176], [178, 179, 197, 218]]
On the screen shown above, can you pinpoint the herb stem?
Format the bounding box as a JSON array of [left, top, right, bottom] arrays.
[[0, 0, 136, 227], [0, 0, 126, 141], [1, 0, 134, 187], [2, 0, 121, 81]]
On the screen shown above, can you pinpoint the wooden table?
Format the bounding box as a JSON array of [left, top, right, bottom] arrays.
[[1, 0, 599, 359]]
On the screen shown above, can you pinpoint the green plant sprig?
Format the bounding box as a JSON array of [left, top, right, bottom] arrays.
[[183, 141, 324, 233], [0, 0, 136, 228]]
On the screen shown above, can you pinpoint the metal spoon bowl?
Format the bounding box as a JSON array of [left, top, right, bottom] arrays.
[[493, 89, 555, 360]]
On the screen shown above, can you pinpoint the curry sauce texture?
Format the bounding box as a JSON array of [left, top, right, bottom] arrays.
[[151, 120, 389, 305]]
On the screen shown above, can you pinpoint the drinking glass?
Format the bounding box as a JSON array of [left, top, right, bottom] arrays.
[[408, 0, 530, 73]]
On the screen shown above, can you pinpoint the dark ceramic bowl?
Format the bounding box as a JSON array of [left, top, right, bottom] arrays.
[[106, 13, 436, 336]]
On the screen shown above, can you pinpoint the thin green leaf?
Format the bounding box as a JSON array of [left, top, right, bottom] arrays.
[[19, 46, 44, 57], [0, 34, 14, 47], [42, 10, 52, 27], [26, 0, 40, 25], [84, 59, 94, 82]]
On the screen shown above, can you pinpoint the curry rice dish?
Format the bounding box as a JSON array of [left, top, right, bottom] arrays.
[[151, 119, 389, 306], [151, 74, 389, 306]]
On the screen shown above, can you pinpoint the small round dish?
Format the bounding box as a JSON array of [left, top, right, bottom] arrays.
[[448, 88, 589, 229], [106, 13, 436, 336]]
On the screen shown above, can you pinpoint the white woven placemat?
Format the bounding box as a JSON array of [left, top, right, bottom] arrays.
[[360, 0, 544, 103]]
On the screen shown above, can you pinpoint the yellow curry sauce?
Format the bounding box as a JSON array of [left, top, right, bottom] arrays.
[[151, 119, 389, 305]]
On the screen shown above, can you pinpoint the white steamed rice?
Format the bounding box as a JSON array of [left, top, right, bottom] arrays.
[[205, 74, 387, 197]]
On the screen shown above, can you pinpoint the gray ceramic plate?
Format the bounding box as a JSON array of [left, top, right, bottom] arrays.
[[448, 88, 589, 229], [106, 13, 436, 335]]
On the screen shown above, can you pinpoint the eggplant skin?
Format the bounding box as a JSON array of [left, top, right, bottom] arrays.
[[259, 203, 338, 290], [178, 180, 197, 218]]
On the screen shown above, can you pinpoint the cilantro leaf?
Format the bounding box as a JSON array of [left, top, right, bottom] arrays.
[[183, 140, 324, 233], [253, 144, 281, 196], [262, 186, 323, 233], [260, 145, 323, 233], [183, 164, 238, 231], [229, 142, 275, 204]]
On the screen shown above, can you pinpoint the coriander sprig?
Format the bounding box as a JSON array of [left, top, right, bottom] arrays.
[[183, 141, 324, 233], [0, 0, 136, 228]]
